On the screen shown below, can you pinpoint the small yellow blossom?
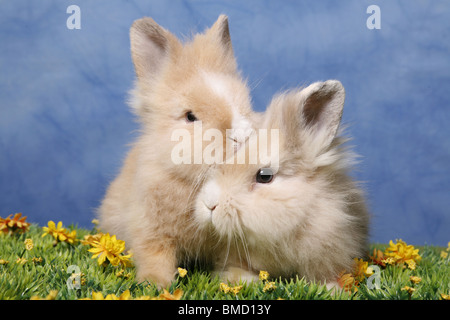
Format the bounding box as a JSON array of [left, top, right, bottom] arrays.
[[88, 233, 132, 267], [401, 286, 416, 295], [82, 290, 132, 300], [338, 273, 358, 293], [153, 288, 183, 300], [409, 276, 422, 284], [115, 269, 131, 279], [440, 293, 450, 300], [406, 259, 417, 270], [259, 270, 269, 281], [353, 258, 370, 282], [178, 267, 187, 278], [16, 257, 27, 264], [219, 282, 242, 295], [31, 257, 43, 264], [30, 290, 58, 300], [440, 251, 448, 259], [64, 230, 78, 245], [384, 240, 421, 270], [381, 257, 396, 265], [0, 259, 9, 265], [91, 219, 100, 226], [81, 232, 103, 246], [230, 285, 243, 295], [42, 221, 77, 244], [220, 282, 231, 294], [24, 238, 34, 251], [262, 281, 277, 292], [0, 213, 30, 234]]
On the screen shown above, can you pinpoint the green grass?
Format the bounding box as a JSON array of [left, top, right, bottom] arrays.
[[0, 223, 449, 300]]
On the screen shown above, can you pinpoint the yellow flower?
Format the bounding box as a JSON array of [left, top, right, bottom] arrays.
[[409, 276, 422, 284], [230, 285, 243, 295], [219, 283, 242, 295], [115, 269, 131, 279], [0, 259, 9, 265], [262, 281, 276, 292], [88, 233, 132, 267], [178, 267, 187, 278], [381, 257, 396, 265], [0, 213, 30, 234], [24, 238, 34, 251], [401, 286, 416, 295], [81, 232, 103, 246], [91, 219, 100, 226], [153, 289, 183, 300], [220, 282, 231, 294], [353, 258, 370, 282], [30, 290, 58, 300], [42, 221, 77, 244], [16, 257, 27, 264], [440, 293, 450, 300], [440, 251, 448, 259], [31, 257, 43, 264], [259, 270, 269, 281], [82, 290, 132, 300], [337, 272, 358, 293], [384, 239, 421, 269]]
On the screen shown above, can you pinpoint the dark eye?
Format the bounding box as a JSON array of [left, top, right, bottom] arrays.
[[256, 168, 274, 184], [185, 111, 198, 122]]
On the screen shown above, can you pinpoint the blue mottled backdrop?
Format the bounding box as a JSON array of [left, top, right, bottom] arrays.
[[1, 0, 449, 246]]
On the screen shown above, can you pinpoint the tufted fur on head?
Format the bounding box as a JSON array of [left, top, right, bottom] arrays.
[[98, 15, 255, 288], [194, 80, 370, 287]]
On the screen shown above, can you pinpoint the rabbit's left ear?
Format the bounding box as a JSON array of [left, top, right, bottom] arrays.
[[299, 80, 345, 147], [266, 80, 345, 152], [205, 15, 233, 57]]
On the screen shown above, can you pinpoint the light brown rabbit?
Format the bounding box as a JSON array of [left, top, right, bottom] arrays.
[[97, 15, 254, 287], [194, 80, 370, 288]]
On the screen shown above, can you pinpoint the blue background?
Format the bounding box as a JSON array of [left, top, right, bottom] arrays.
[[1, 0, 449, 246]]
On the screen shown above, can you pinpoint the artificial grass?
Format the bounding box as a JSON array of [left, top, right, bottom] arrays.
[[0, 223, 449, 300]]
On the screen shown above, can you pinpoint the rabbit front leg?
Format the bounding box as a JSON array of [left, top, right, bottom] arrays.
[[133, 239, 177, 288], [214, 265, 259, 285]]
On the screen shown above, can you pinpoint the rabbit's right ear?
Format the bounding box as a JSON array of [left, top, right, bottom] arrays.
[[268, 80, 345, 153], [130, 17, 181, 81]]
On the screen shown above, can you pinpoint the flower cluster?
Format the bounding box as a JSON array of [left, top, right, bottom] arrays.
[[219, 282, 243, 295], [383, 239, 422, 270], [0, 213, 30, 234], [42, 221, 77, 245], [338, 239, 423, 292], [81, 288, 183, 300], [259, 270, 276, 293]]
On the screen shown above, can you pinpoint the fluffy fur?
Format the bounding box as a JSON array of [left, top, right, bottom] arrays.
[[97, 15, 254, 287], [194, 80, 370, 287]]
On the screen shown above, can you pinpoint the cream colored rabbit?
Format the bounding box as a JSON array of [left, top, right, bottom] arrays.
[[97, 15, 254, 287], [194, 80, 370, 288]]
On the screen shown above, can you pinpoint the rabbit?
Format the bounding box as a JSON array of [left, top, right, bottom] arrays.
[[194, 80, 370, 289], [97, 15, 255, 288]]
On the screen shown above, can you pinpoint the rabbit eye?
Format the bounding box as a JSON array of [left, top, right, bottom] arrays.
[[256, 168, 274, 184], [185, 111, 198, 122]]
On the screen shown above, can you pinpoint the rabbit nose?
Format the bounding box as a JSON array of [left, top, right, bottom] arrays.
[[206, 203, 217, 212]]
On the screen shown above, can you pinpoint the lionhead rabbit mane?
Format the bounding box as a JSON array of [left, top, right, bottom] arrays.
[[195, 80, 370, 284], [98, 15, 256, 287]]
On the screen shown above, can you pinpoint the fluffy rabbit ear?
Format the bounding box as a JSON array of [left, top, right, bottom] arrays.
[[130, 17, 180, 81], [300, 80, 345, 145], [268, 80, 345, 152], [205, 15, 233, 56]]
